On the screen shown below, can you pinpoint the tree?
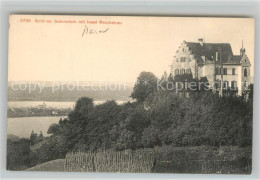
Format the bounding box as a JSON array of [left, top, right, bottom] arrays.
[[31, 136, 67, 165], [39, 131, 43, 138], [73, 97, 94, 118], [47, 123, 60, 135], [37, 131, 44, 143], [161, 71, 168, 81], [131, 72, 158, 102], [30, 130, 38, 146], [61, 97, 95, 150], [84, 100, 121, 150]]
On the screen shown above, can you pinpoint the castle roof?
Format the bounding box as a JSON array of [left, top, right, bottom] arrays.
[[185, 42, 242, 64], [228, 55, 243, 64]]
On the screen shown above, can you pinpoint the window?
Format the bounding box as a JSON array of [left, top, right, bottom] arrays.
[[180, 57, 186, 62], [216, 67, 220, 75], [175, 69, 179, 75], [244, 68, 248, 77], [180, 69, 185, 74], [223, 68, 227, 75], [220, 68, 223, 75], [186, 68, 192, 74], [176, 58, 178, 62], [232, 68, 236, 75], [223, 81, 229, 89], [231, 81, 237, 89]]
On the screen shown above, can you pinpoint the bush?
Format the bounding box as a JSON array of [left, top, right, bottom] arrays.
[[7, 138, 30, 170]]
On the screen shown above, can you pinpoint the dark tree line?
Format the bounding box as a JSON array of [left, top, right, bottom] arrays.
[[7, 71, 253, 170], [44, 72, 252, 154]]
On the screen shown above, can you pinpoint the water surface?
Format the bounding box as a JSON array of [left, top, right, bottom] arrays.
[[7, 116, 62, 138]]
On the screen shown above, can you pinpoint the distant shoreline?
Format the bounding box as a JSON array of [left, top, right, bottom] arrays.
[[8, 99, 131, 102], [7, 100, 130, 117]]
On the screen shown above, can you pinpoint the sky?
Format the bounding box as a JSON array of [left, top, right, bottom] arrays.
[[8, 15, 254, 83]]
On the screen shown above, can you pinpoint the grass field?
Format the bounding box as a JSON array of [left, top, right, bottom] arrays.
[[26, 159, 65, 172]]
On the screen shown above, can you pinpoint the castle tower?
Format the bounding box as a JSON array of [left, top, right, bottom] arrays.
[[240, 40, 246, 56]]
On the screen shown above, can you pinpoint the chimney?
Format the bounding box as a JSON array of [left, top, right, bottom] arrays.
[[198, 38, 204, 46]]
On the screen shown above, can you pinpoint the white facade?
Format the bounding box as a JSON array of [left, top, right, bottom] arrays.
[[171, 40, 251, 96]]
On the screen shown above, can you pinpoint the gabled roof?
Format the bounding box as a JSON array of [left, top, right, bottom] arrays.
[[227, 55, 243, 64], [185, 42, 235, 64]]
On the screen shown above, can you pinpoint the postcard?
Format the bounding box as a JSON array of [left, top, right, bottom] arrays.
[[7, 15, 254, 174]]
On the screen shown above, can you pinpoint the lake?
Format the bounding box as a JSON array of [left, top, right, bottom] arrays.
[[7, 100, 128, 138], [7, 116, 63, 138]]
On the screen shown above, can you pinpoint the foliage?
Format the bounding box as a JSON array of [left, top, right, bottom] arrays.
[[47, 123, 60, 135], [29, 131, 38, 146], [30, 136, 67, 166], [131, 71, 158, 102], [153, 145, 251, 174], [48, 72, 253, 152], [30, 130, 45, 145], [7, 138, 31, 170], [8, 71, 253, 172]]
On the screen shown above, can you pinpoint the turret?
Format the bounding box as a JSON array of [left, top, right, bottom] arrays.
[[240, 40, 246, 56]]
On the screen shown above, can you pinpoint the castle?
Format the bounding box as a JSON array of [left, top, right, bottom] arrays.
[[170, 39, 251, 96]]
